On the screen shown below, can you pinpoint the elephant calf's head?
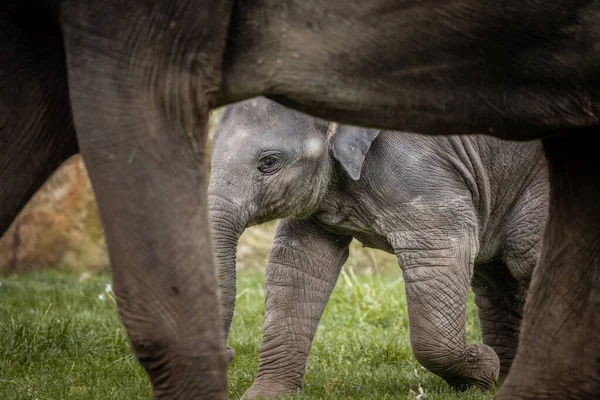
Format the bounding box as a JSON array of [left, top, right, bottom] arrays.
[[207, 96, 380, 341]]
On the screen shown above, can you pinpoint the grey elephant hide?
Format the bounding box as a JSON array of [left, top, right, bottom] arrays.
[[208, 97, 549, 398]]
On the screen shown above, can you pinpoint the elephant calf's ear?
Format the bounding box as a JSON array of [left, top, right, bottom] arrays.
[[332, 125, 380, 180]]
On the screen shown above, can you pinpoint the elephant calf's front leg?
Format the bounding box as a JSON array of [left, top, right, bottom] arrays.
[[392, 231, 500, 390], [243, 218, 352, 399]]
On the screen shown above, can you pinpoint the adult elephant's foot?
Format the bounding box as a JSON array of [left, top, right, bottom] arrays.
[[241, 379, 300, 399], [494, 382, 596, 400], [493, 133, 600, 400], [416, 343, 500, 391]]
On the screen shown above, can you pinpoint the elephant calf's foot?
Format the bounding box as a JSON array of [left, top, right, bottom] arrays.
[[418, 343, 500, 391], [242, 379, 301, 399], [447, 344, 500, 390]]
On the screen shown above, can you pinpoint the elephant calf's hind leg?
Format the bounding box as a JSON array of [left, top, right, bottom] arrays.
[[472, 262, 527, 381]]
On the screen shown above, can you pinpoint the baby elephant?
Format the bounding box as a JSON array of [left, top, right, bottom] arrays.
[[208, 97, 548, 398]]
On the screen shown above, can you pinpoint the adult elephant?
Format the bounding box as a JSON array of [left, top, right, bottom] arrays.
[[2, 1, 598, 400]]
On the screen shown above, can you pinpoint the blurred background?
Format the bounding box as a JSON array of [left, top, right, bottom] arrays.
[[0, 108, 399, 277]]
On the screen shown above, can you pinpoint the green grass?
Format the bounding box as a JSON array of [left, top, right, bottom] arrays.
[[228, 266, 494, 400], [0, 260, 495, 399], [0, 271, 150, 399]]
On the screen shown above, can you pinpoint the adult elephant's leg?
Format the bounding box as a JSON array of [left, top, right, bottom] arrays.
[[60, 3, 232, 398], [495, 130, 600, 400], [0, 12, 77, 235], [472, 262, 528, 381], [392, 230, 500, 390], [243, 218, 352, 399]]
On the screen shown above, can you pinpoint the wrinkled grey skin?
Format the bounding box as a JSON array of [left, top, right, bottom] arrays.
[[208, 97, 549, 397], [4, 0, 599, 398]]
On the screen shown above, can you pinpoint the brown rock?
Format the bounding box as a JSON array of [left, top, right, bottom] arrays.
[[0, 155, 107, 274]]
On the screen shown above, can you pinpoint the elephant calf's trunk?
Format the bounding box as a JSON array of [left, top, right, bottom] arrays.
[[208, 200, 245, 341]]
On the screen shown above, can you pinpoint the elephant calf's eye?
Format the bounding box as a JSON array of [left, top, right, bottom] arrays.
[[258, 155, 281, 174]]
